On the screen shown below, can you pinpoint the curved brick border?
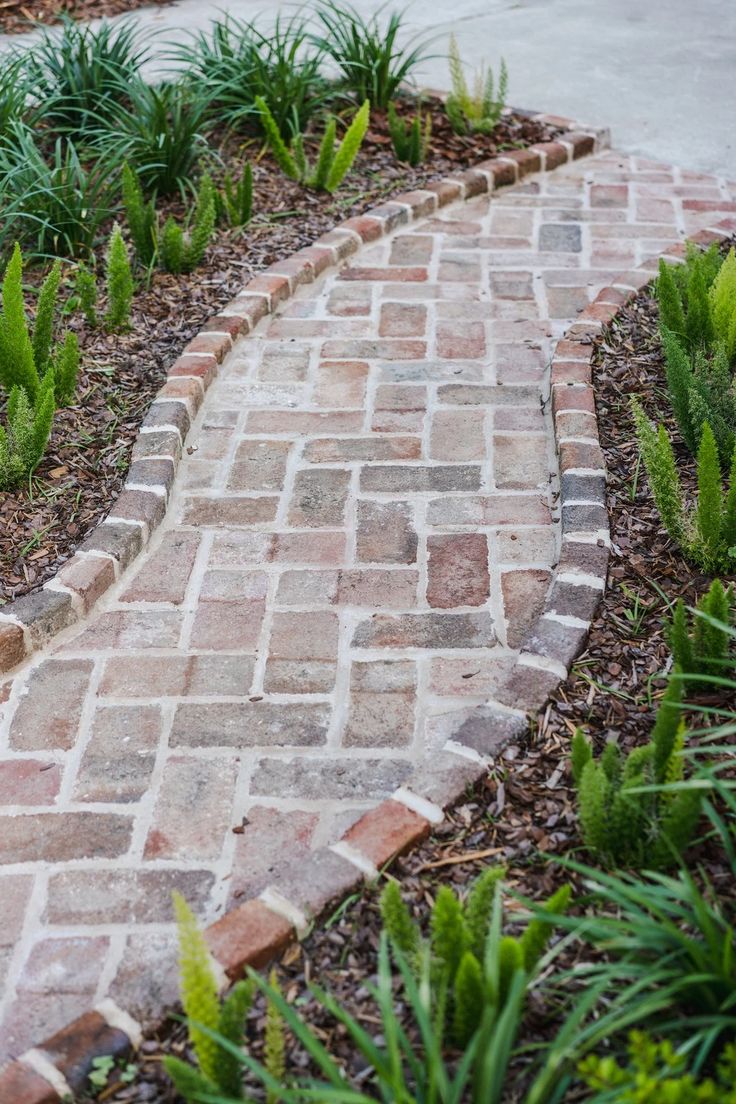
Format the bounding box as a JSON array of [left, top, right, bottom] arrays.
[[0, 118, 603, 681], [0, 115, 625, 1102]]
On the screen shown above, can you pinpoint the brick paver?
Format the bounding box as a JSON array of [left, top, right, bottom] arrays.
[[0, 151, 734, 1062]]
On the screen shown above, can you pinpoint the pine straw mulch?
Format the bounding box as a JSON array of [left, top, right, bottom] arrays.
[[92, 275, 736, 1103], [0, 102, 559, 607], [0, 0, 170, 35]]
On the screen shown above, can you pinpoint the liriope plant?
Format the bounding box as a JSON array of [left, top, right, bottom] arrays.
[[256, 96, 369, 192]]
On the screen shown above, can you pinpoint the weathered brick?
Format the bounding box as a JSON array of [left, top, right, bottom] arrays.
[[73, 610, 182, 650], [343, 800, 429, 866], [288, 469, 350, 528], [228, 807, 318, 903], [0, 1062, 58, 1104], [0, 619, 26, 672], [190, 598, 265, 651], [494, 435, 552, 489], [10, 658, 93, 752], [336, 568, 419, 607], [430, 409, 486, 461], [228, 440, 291, 491], [357, 501, 417, 563], [268, 847, 363, 921], [144, 756, 238, 860], [0, 760, 60, 806], [9, 588, 77, 648], [74, 705, 162, 803], [171, 701, 330, 748], [539, 223, 582, 252], [119, 531, 200, 603], [250, 756, 411, 800], [46, 869, 215, 925], [379, 301, 428, 336], [304, 436, 421, 462], [427, 534, 490, 608], [352, 611, 495, 649], [435, 321, 486, 359], [427, 493, 551, 527], [0, 812, 132, 862], [501, 569, 552, 647], [360, 465, 481, 493], [100, 653, 254, 697], [181, 495, 279, 527], [314, 361, 368, 406], [206, 900, 294, 980]]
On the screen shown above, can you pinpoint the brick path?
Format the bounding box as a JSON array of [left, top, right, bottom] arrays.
[[0, 150, 734, 1062]]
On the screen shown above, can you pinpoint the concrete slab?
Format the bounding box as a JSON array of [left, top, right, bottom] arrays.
[[2, 0, 734, 177]]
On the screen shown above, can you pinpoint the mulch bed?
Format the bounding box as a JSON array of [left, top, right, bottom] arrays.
[[0, 0, 170, 35], [0, 102, 559, 607], [90, 272, 735, 1103]]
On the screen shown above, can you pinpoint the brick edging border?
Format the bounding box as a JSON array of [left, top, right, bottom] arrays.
[[0, 116, 605, 681], [0, 114, 628, 1103]]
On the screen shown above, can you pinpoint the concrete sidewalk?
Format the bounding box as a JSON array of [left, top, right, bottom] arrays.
[[2, 0, 735, 177]]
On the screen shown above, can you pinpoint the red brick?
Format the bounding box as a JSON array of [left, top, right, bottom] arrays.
[[392, 189, 437, 217], [339, 266, 427, 282], [343, 799, 429, 866], [171, 701, 329, 749], [436, 321, 486, 358], [494, 435, 551, 489], [429, 655, 516, 697], [73, 610, 181, 650], [144, 756, 238, 860], [288, 468, 350, 528], [339, 215, 384, 242], [190, 598, 265, 650], [357, 501, 417, 564], [314, 361, 368, 407], [0, 760, 61, 805], [0, 619, 26, 672], [202, 313, 247, 340], [41, 1010, 131, 1096], [245, 410, 364, 435], [559, 439, 605, 471], [476, 159, 515, 187], [242, 272, 291, 306], [533, 141, 568, 169], [563, 131, 595, 158], [99, 654, 253, 697], [268, 611, 339, 660], [270, 532, 346, 564], [74, 705, 161, 804], [550, 359, 592, 385], [379, 302, 427, 336], [352, 611, 494, 649], [181, 496, 278, 527], [336, 569, 418, 608], [501, 569, 552, 647], [119, 531, 200, 603], [682, 199, 736, 212], [57, 555, 115, 613], [0, 812, 132, 862], [322, 338, 426, 361], [314, 228, 361, 258], [0, 1062, 59, 1104], [206, 899, 294, 980], [110, 487, 166, 532], [552, 384, 596, 417], [427, 534, 490, 608], [9, 658, 92, 752], [430, 409, 486, 461], [590, 184, 629, 207], [227, 293, 269, 329], [304, 436, 421, 462], [425, 179, 464, 206], [345, 661, 417, 748], [168, 352, 218, 386], [229, 807, 319, 903], [504, 148, 542, 177], [228, 440, 291, 492]]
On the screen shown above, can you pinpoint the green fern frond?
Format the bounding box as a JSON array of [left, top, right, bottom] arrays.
[[380, 879, 420, 958], [172, 891, 222, 1086], [325, 100, 369, 193]]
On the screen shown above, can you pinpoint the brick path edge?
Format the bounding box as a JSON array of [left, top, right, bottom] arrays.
[[1, 115, 665, 1102], [0, 116, 606, 681]]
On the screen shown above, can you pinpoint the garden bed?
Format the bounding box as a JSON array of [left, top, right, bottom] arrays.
[[0, 102, 560, 606], [0, 0, 169, 36], [87, 266, 736, 1103]]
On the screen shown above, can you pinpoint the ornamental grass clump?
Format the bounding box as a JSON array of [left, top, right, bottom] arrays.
[[668, 579, 735, 689], [256, 96, 369, 193], [632, 401, 736, 574], [387, 101, 431, 166], [380, 866, 570, 1045], [570, 676, 701, 870], [445, 34, 508, 136]]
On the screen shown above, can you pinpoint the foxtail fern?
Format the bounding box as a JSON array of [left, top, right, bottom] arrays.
[[446, 34, 508, 136], [256, 96, 369, 192], [388, 101, 431, 166], [668, 579, 735, 688]]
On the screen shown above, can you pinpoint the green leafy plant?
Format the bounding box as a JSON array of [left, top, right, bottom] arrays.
[[660, 326, 736, 465], [446, 34, 508, 136], [26, 15, 148, 132], [668, 579, 735, 689], [96, 79, 208, 196], [579, 1032, 736, 1103], [656, 246, 723, 353], [632, 402, 736, 574], [159, 174, 217, 275], [0, 52, 30, 140], [0, 379, 56, 491], [104, 224, 134, 332], [256, 96, 369, 192], [709, 247, 736, 362], [74, 263, 98, 326], [163, 892, 254, 1101], [387, 101, 431, 166], [0, 243, 78, 406], [121, 162, 157, 267], [217, 164, 254, 227], [311, 1, 433, 109], [570, 675, 702, 869], [381, 866, 570, 1045], [173, 14, 328, 139], [0, 123, 116, 261]]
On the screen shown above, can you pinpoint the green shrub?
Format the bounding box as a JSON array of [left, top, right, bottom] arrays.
[[174, 14, 328, 139], [0, 244, 78, 406], [632, 402, 736, 574], [159, 174, 217, 274], [104, 225, 134, 332], [571, 676, 702, 870], [311, 0, 432, 109], [163, 892, 254, 1101], [217, 163, 254, 227], [0, 123, 116, 261], [579, 1032, 736, 1103], [668, 579, 735, 689], [710, 247, 736, 361], [0, 379, 56, 490], [96, 79, 208, 196], [446, 34, 508, 136], [388, 101, 431, 166], [121, 162, 157, 267], [656, 247, 723, 354], [257, 96, 369, 192], [661, 327, 736, 466], [381, 866, 570, 1045], [26, 15, 147, 133]]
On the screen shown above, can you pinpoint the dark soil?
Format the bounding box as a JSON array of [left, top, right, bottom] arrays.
[[0, 102, 560, 606], [0, 0, 169, 35], [89, 259, 736, 1104]]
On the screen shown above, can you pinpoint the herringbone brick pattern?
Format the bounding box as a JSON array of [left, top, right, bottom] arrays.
[[0, 151, 734, 1060]]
